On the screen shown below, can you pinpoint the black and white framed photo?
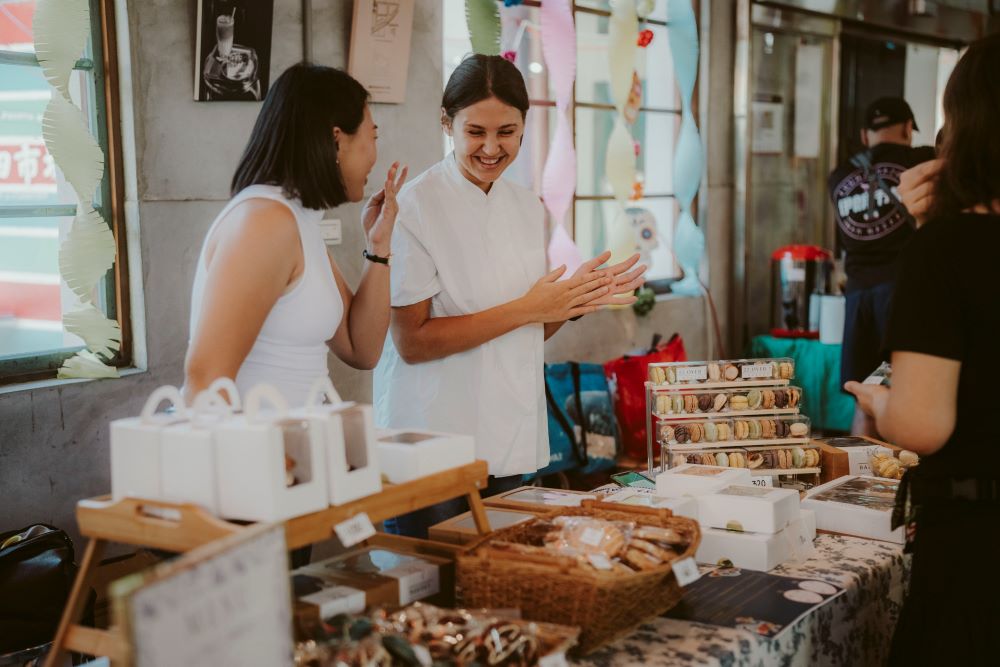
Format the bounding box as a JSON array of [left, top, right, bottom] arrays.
[[194, 0, 275, 101]]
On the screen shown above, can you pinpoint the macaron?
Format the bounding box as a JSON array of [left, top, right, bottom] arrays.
[[701, 453, 715, 466], [791, 447, 804, 468], [775, 421, 790, 438], [672, 395, 685, 413], [716, 423, 729, 441], [666, 367, 677, 384], [704, 422, 718, 442], [660, 424, 675, 442], [708, 363, 721, 381], [774, 390, 788, 409], [713, 393, 729, 412], [747, 389, 762, 409], [748, 453, 764, 469], [698, 394, 714, 412], [899, 450, 919, 466], [684, 395, 698, 413], [779, 362, 794, 379], [789, 388, 801, 407], [671, 454, 688, 467], [674, 425, 690, 443], [764, 420, 776, 439], [761, 451, 774, 468], [762, 390, 775, 409], [656, 395, 668, 414], [770, 361, 781, 378], [715, 452, 730, 467], [649, 367, 659, 383], [730, 395, 749, 411], [723, 364, 740, 381], [748, 420, 762, 440], [804, 449, 818, 467], [789, 422, 809, 437], [778, 449, 789, 469], [690, 423, 704, 443]]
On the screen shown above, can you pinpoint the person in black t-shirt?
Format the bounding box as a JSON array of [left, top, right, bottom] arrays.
[[828, 97, 935, 435], [846, 34, 1000, 665]]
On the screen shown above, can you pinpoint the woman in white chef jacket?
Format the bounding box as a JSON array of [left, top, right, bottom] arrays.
[[375, 55, 646, 537]]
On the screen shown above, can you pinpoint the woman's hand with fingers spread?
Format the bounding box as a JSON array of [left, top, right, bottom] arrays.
[[571, 252, 647, 307], [362, 161, 409, 256], [517, 265, 612, 323], [899, 159, 942, 227]]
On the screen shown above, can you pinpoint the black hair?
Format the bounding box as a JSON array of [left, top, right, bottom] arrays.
[[442, 54, 530, 121], [930, 33, 1000, 219], [231, 63, 369, 210]]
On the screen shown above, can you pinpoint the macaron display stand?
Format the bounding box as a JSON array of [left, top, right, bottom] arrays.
[[645, 357, 823, 484]]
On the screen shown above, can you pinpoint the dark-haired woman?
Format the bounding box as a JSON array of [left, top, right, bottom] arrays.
[[185, 63, 407, 405], [375, 55, 645, 537], [846, 33, 1000, 664]]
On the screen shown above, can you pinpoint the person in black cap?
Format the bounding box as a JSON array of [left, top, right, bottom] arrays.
[[827, 97, 935, 435]]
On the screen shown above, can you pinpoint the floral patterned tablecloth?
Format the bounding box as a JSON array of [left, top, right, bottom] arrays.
[[575, 534, 907, 667]]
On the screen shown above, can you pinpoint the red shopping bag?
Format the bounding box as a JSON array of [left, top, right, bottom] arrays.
[[604, 333, 687, 462]]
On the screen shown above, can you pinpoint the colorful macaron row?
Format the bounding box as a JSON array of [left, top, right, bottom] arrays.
[[658, 417, 810, 445], [648, 358, 795, 386], [668, 446, 820, 470], [653, 387, 802, 416]]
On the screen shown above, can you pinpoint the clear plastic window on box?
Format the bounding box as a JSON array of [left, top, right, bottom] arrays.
[[648, 357, 795, 387], [652, 386, 803, 417], [658, 414, 811, 449]]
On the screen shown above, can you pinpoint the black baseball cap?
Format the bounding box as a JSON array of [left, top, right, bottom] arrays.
[[864, 97, 919, 131]]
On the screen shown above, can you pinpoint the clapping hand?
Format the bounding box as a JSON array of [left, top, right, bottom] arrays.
[[571, 251, 647, 307]]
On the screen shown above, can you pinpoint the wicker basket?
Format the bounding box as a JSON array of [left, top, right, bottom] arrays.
[[456, 500, 701, 655]]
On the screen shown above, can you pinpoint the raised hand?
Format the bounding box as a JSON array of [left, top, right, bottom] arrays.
[[362, 161, 409, 256], [517, 265, 613, 323], [571, 251, 647, 307], [899, 159, 942, 228]]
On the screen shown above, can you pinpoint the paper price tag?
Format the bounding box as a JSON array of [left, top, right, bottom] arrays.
[[580, 527, 604, 547], [672, 557, 701, 587], [334, 512, 376, 548], [676, 365, 707, 382], [539, 652, 569, 667], [750, 475, 774, 488]]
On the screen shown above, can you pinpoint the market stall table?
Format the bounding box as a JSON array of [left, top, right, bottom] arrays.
[[749, 336, 854, 432], [576, 534, 905, 667]]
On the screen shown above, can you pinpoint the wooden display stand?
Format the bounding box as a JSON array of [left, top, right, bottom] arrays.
[[43, 460, 492, 667]]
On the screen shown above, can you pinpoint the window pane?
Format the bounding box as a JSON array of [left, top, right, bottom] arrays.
[[574, 1, 668, 22], [576, 13, 674, 108], [575, 107, 676, 196], [574, 197, 676, 281], [0, 1, 36, 53]]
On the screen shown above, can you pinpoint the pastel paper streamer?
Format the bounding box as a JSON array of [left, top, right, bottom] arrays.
[[540, 0, 582, 273], [466, 0, 501, 56], [32, 0, 89, 100], [35, 0, 120, 377], [667, 0, 705, 294]]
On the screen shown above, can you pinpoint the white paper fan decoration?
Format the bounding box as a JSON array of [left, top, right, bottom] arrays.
[[64, 302, 121, 360], [33, 0, 90, 100], [42, 92, 104, 205], [59, 207, 117, 300], [58, 350, 120, 379]]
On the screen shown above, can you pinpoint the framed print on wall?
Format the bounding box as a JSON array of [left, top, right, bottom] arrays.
[[348, 0, 415, 104], [194, 0, 275, 101]]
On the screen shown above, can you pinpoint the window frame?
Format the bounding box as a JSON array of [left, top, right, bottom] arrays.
[[516, 1, 683, 287], [0, 0, 130, 386]]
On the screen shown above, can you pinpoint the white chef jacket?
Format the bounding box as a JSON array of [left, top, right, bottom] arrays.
[[373, 153, 549, 476]]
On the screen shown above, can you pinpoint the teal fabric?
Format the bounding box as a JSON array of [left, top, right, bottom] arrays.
[[749, 336, 854, 432]]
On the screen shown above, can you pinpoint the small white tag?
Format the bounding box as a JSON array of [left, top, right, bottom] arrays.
[[580, 527, 604, 547], [862, 375, 884, 385], [672, 557, 701, 587], [749, 475, 774, 488], [676, 365, 708, 382], [587, 553, 613, 570], [786, 267, 806, 282], [539, 652, 569, 667], [741, 363, 773, 379], [387, 562, 440, 605], [334, 512, 376, 548]]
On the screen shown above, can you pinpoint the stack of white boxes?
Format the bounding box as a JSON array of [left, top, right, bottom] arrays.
[[656, 464, 817, 571]]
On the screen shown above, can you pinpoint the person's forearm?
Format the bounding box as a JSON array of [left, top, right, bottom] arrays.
[[344, 263, 391, 368], [397, 300, 532, 364], [544, 321, 565, 340]]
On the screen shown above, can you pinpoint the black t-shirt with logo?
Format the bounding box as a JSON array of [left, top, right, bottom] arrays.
[[827, 143, 936, 292]]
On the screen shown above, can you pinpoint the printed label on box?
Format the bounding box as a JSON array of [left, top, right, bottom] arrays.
[[300, 586, 366, 618], [676, 366, 708, 382], [334, 512, 376, 548], [741, 363, 774, 379], [386, 562, 440, 605], [672, 557, 702, 587], [720, 485, 774, 498]]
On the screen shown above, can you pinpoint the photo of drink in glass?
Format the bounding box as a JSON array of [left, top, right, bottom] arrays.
[[195, 0, 275, 102]]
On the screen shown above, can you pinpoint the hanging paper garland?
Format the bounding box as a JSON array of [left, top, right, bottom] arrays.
[[666, 0, 705, 295], [35, 0, 121, 378], [466, 0, 502, 56], [540, 0, 583, 274]]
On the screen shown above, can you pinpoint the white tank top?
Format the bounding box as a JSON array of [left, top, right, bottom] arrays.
[[188, 185, 343, 406]]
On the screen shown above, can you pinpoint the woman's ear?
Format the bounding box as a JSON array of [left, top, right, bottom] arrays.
[[440, 107, 453, 136]]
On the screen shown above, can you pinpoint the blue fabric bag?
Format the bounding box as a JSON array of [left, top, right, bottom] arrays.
[[534, 361, 620, 477]]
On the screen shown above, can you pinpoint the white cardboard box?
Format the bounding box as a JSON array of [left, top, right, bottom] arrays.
[[601, 487, 699, 519], [375, 428, 475, 483], [110, 386, 188, 502], [697, 485, 800, 534], [696, 510, 817, 571], [655, 464, 751, 498], [801, 475, 903, 543], [214, 385, 328, 522], [160, 422, 219, 513]]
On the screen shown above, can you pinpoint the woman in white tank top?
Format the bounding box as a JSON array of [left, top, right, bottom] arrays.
[[185, 64, 408, 406]]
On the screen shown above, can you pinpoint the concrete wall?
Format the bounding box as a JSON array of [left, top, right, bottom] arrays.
[[0, 0, 444, 549], [0, 0, 724, 550]]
